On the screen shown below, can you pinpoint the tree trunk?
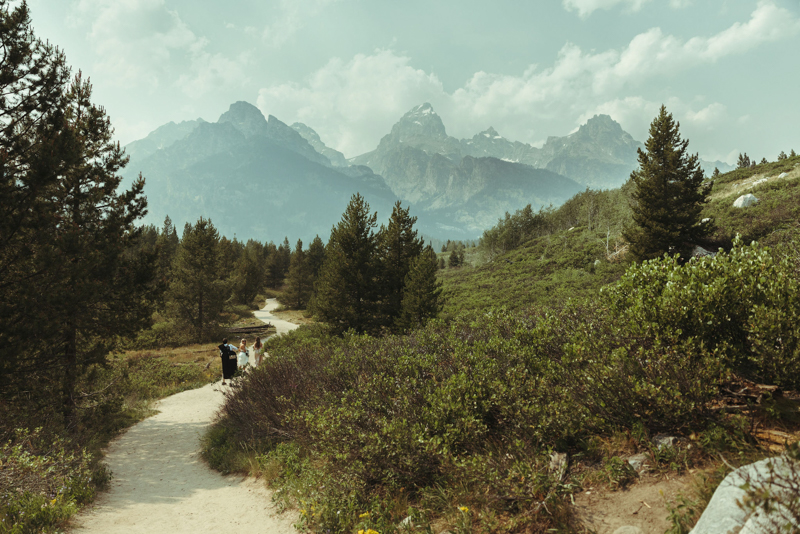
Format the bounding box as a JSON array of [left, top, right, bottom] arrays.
[[62, 326, 77, 420]]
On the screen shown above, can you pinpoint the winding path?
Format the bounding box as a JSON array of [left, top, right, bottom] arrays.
[[72, 299, 299, 533]]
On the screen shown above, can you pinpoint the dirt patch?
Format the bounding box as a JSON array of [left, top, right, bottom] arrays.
[[573, 474, 689, 533]]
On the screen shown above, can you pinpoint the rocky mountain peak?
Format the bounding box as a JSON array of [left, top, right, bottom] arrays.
[[390, 102, 448, 142], [575, 114, 624, 138], [217, 101, 268, 138], [479, 127, 501, 139]]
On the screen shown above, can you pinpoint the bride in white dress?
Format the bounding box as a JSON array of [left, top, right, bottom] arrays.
[[250, 336, 265, 368]]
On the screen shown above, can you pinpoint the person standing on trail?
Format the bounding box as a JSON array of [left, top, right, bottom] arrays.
[[237, 338, 249, 369], [251, 337, 264, 367], [218, 338, 238, 385]]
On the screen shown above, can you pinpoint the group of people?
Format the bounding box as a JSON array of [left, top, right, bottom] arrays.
[[218, 336, 265, 385]]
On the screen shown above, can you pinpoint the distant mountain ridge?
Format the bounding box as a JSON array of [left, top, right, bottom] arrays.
[[124, 102, 584, 241], [122, 100, 731, 242], [352, 103, 643, 191]]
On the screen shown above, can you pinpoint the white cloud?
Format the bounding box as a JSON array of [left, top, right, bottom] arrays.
[[562, 0, 651, 18], [71, 0, 249, 97], [257, 50, 445, 157], [262, 0, 342, 47], [578, 97, 728, 141], [259, 2, 799, 157]]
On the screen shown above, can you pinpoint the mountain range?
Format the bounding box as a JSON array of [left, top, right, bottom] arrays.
[[121, 101, 731, 243]]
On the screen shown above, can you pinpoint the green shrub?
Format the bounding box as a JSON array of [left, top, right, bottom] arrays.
[[605, 238, 800, 388], [0, 428, 109, 533]]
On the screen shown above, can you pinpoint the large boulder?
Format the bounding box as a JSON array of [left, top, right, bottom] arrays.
[[690, 457, 799, 533], [733, 193, 759, 208]]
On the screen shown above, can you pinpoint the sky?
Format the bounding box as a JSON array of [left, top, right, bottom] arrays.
[[26, 0, 800, 164]]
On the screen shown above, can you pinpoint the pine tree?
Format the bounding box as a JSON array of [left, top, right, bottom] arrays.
[[448, 249, 461, 268], [167, 218, 229, 339], [307, 235, 326, 280], [712, 167, 721, 178], [155, 215, 179, 282], [622, 106, 710, 262], [311, 194, 379, 334], [396, 246, 442, 331], [0, 4, 156, 415], [778, 151, 788, 161], [283, 239, 313, 309], [760, 157, 768, 165], [737, 153, 751, 169], [230, 240, 265, 305], [791, 150, 797, 158], [377, 202, 423, 326]]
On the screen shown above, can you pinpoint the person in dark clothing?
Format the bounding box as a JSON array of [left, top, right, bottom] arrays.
[[218, 337, 238, 385]]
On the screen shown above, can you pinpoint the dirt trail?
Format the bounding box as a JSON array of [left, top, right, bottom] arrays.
[[72, 299, 299, 533]]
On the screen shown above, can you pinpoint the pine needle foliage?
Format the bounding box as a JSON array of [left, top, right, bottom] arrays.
[[623, 105, 711, 261], [311, 194, 380, 334]]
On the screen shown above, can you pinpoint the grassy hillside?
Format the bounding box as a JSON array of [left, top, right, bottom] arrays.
[[439, 155, 800, 316], [440, 227, 628, 315]]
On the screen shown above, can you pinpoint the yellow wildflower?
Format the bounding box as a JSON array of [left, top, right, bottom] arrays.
[[359, 511, 371, 518], [458, 506, 469, 513], [50, 498, 57, 505]]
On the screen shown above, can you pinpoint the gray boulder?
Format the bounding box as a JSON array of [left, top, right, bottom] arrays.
[[733, 193, 759, 208], [690, 457, 799, 533]]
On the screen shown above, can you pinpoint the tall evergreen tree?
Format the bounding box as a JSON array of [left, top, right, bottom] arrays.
[[377, 202, 423, 326], [0, 3, 156, 415], [231, 240, 265, 305], [307, 235, 326, 280], [396, 246, 443, 331], [448, 249, 461, 268], [737, 153, 751, 169], [622, 106, 710, 262], [311, 194, 379, 334], [283, 239, 313, 309], [155, 215, 179, 282], [167, 218, 229, 339]]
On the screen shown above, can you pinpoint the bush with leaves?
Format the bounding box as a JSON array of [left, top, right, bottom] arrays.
[[605, 237, 800, 388]]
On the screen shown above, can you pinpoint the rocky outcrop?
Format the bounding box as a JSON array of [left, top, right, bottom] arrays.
[[733, 193, 759, 208], [690, 457, 799, 533]]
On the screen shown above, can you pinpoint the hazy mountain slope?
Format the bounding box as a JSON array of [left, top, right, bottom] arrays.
[[124, 119, 206, 161], [291, 122, 348, 167], [123, 108, 400, 242], [460, 127, 543, 166], [537, 115, 642, 189], [350, 103, 581, 210]]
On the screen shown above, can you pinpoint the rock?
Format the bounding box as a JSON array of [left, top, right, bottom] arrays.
[[690, 457, 799, 533], [653, 434, 677, 449], [778, 172, 788, 178], [627, 453, 649, 473], [613, 527, 644, 534], [750, 178, 768, 187], [692, 246, 715, 258], [701, 217, 711, 223], [733, 194, 759, 208]]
